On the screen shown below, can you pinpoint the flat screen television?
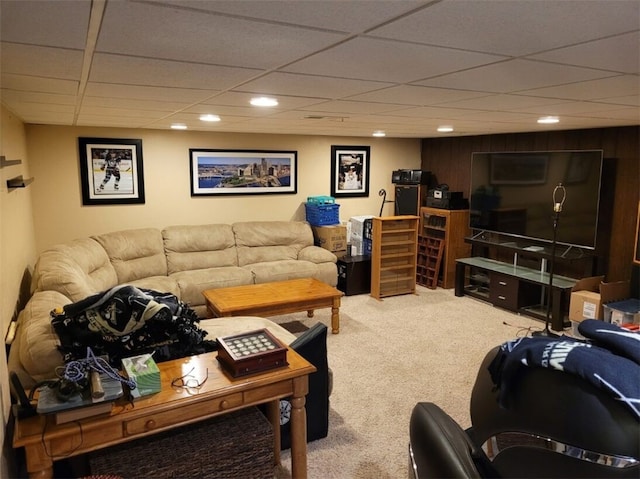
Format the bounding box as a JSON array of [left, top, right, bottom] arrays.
[[469, 150, 603, 250]]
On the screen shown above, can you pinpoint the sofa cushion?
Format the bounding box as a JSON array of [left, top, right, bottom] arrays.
[[169, 267, 254, 309], [233, 221, 313, 267], [94, 228, 167, 282], [245, 260, 318, 284], [298, 245, 338, 264], [32, 238, 118, 302], [14, 291, 69, 385], [163, 224, 238, 275], [127, 276, 181, 298]]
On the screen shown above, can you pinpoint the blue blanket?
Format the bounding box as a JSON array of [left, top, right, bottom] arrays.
[[489, 322, 640, 419]]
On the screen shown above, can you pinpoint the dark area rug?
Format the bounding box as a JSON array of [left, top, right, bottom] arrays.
[[279, 320, 310, 335]]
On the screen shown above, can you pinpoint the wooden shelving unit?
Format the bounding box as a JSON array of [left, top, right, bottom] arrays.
[[371, 215, 419, 299], [419, 207, 471, 289], [416, 236, 444, 289]]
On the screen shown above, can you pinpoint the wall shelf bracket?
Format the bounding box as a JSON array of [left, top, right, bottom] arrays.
[[7, 175, 34, 189], [0, 156, 22, 168]]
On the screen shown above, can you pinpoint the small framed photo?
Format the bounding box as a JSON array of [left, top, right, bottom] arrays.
[[78, 137, 145, 205], [190, 149, 297, 196], [330, 145, 370, 198]]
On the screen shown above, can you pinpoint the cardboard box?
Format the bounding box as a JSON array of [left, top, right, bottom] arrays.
[[568, 276, 631, 322], [312, 225, 347, 252], [569, 290, 602, 322]]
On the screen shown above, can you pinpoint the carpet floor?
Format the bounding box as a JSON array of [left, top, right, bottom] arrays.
[[269, 286, 547, 479]]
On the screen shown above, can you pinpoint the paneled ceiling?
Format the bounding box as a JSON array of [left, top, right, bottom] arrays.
[[1, 0, 638, 138]]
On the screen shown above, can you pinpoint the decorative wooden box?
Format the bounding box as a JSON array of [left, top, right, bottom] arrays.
[[216, 329, 288, 378]]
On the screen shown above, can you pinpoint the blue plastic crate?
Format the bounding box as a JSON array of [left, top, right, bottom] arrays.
[[305, 202, 340, 226]]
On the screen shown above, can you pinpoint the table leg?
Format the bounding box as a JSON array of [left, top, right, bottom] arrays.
[[331, 297, 340, 334], [290, 377, 309, 479], [25, 444, 54, 479], [306, 310, 314, 318], [265, 400, 281, 466]]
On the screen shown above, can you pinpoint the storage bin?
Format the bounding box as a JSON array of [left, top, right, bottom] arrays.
[[603, 299, 640, 326], [306, 202, 340, 226], [307, 195, 335, 204]]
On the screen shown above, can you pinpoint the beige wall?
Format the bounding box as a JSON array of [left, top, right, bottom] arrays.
[[1, 106, 36, 476], [26, 125, 421, 252]]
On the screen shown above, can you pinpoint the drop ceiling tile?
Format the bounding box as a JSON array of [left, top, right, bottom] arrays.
[[282, 37, 506, 83], [296, 100, 412, 115], [201, 91, 327, 109], [160, 0, 427, 33], [368, 0, 640, 56], [0, 0, 90, 49], [345, 85, 489, 106], [0, 43, 83, 79], [594, 95, 640, 107], [76, 116, 152, 128], [78, 105, 170, 119], [98, 1, 347, 69], [84, 83, 219, 103], [518, 75, 639, 101], [570, 106, 640, 121], [89, 53, 261, 90], [1, 74, 78, 95], [16, 110, 75, 125], [518, 101, 637, 116], [0, 90, 77, 106], [234, 72, 393, 98], [528, 31, 640, 74], [82, 96, 193, 112], [438, 94, 571, 111], [415, 59, 617, 93]]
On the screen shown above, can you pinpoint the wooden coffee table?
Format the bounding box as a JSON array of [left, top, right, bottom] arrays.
[[203, 278, 343, 334], [14, 349, 315, 479]]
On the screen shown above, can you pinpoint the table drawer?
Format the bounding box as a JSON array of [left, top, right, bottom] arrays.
[[124, 392, 243, 437], [490, 272, 519, 310]]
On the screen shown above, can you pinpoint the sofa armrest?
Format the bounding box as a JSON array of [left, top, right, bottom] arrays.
[[409, 402, 491, 478], [298, 245, 337, 264]]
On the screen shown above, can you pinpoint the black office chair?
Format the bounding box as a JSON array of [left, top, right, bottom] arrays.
[[409, 340, 640, 478]]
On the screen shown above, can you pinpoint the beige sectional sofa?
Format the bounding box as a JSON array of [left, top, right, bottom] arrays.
[[9, 221, 337, 386]]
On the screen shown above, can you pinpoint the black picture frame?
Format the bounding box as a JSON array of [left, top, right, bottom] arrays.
[[190, 149, 297, 196], [78, 137, 145, 205], [330, 145, 370, 198]]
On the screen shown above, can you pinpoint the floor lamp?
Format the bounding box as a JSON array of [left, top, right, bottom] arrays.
[[533, 183, 566, 337]]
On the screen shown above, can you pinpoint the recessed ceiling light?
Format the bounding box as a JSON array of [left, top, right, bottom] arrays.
[[372, 131, 386, 137], [537, 116, 560, 124], [171, 123, 187, 130], [199, 114, 220, 122], [437, 126, 454, 132], [250, 96, 278, 107]]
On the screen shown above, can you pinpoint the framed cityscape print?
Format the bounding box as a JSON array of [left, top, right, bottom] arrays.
[[190, 149, 297, 196], [78, 137, 145, 205], [330, 145, 370, 198]]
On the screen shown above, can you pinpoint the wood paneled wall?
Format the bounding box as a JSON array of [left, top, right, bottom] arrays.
[[421, 126, 640, 283]]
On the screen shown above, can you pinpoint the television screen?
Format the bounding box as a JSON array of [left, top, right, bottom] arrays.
[[469, 150, 603, 249]]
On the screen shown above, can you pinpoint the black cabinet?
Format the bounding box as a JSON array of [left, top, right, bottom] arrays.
[[337, 255, 371, 296]]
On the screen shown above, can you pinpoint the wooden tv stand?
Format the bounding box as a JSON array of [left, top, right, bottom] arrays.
[[455, 257, 578, 330]]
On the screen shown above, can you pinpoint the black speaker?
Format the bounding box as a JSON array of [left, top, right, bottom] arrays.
[[395, 185, 426, 215]]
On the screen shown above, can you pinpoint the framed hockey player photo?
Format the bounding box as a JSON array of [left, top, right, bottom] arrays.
[[78, 137, 145, 205], [330, 145, 370, 198]]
